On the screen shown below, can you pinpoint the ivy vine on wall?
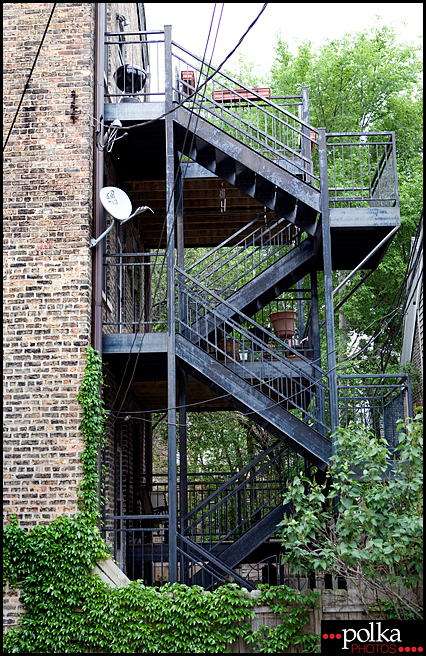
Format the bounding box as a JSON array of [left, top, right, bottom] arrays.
[[3, 346, 319, 653]]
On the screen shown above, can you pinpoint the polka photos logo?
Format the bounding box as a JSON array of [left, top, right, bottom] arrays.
[[321, 621, 423, 654]]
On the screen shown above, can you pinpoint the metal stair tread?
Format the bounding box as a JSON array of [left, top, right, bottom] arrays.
[[174, 106, 320, 226], [176, 334, 331, 470]]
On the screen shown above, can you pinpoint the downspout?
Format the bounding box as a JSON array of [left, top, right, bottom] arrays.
[[93, 3, 106, 520]]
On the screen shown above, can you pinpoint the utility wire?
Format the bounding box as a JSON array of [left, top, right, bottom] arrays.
[[109, 4, 225, 421], [3, 3, 56, 153], [91, 3, 268, 136]]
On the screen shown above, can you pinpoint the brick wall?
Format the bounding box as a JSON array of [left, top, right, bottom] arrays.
[[4, 0, 96, 524], [3, 3, 97, 631]]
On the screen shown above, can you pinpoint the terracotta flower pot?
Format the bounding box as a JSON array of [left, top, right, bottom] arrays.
[[263, 344, 278, 360], [218, 338, 239, 362], [269, 311, 297, 339]]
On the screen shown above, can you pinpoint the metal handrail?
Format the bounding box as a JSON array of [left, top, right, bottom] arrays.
[[177, 269, 330, 442], [185, 213, 303, 299], [184, 440, 281, 524], [103, 251, 168, 331], [177, 265, 326, 378], [336, 374, 412, 452], [186, 210, 269, 270], [178, 534, 256, 590], [171, 41, 319, 186], [184, 443, 303, 547], [326, 132, 398, 208], [172, 42, 312, 128]]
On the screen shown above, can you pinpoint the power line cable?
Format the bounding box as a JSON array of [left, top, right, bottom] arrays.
[[89, 3, 268, 137], [109, 4, 225, 420], [3, 3, 56, 153]]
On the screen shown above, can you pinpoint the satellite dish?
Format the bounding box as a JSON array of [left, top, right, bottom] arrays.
[[100, 186, 132, 220], [90, 187, 154, 248]]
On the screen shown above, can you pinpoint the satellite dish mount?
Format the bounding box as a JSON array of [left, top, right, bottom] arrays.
[[90, 187, 153, 249]]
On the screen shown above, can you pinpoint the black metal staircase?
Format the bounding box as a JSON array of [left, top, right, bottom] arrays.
[[184, 213, 316, 337], [174, 107, 319, 235], [102, 30, 403, 589], [175, 262, 332, 585], [178, 439, 311, 589], [169, 54, 331, 585]]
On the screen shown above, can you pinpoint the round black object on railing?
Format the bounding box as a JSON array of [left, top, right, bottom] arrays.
[[114, 64, 147, 93]]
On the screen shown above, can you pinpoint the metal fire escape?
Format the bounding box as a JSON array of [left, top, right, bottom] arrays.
[[96, 24, 409, 589]]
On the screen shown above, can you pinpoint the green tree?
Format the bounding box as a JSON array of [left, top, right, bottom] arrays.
[[152, 411, 270, 475], [279, 411, 423, 619], [168, 23, 422, 475], [271, 23, 422, 134], [268, 22, 423, 373]]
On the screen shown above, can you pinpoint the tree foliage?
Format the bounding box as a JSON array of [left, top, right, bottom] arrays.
[[179, 23, 423, 472], [269, 22, 423, 373], [271, 23, 422, 134], [153, 411, 271, 474], [279, 411, 423, 619]]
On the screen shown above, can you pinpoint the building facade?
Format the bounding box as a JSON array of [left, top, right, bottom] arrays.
[[4, 2, 413, 630]]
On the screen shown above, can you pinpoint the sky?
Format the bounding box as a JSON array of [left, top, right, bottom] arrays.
[[144, 3, 423, 77]]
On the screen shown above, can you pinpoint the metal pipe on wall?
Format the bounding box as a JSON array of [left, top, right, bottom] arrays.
[[93, 3, 106, 520]]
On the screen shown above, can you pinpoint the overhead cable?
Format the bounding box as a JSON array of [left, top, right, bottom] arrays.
[[109, 4, 225, 421], [95, 3, 268, 136], [3, 3, 56, 152]]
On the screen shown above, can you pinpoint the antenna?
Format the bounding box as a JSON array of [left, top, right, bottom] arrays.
[[102, 119, 128, 152], [90, 187, 154, 249]]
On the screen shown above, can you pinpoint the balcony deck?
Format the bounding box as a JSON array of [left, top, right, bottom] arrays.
[[104, 105, 399, 264], [103, 334, 314, 412]]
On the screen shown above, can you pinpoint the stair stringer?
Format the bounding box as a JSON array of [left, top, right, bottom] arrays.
[[174, 106, 320, 235], [176, 335, 331, 471], [190, 502, 293, 587], [187, 502, 293, 589]]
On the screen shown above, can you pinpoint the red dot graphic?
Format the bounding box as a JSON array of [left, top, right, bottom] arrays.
[[399, 649, 404, 653], [418, 649, 423, 653], [323, 634, 328, 639], [336, 634, 342, 639], [412, 648, 417, 652], [330, 634, 335, 639], [406, 649, 411, 653]]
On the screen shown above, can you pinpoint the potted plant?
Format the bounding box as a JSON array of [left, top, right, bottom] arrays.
[[263, 343, 278, 360], [287, 337, 310, 359], [269, 309, 297, 339], [218, 336, 240, 362]]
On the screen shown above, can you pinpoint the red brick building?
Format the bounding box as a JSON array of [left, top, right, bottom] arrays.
[[4, 1, 413, 633]]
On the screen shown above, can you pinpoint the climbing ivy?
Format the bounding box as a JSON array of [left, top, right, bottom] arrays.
[[3, 346, 319, 653], [77, 345, 107, 518]]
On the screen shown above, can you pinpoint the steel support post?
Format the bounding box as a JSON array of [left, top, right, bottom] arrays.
[[310, 270, 326, 435], [176, 171, 186, 327], [176, 170, 184, 269], [318, 128, 339, 442], [165, 25, 177, 583], [178, 369, 188, 583], [406, 373, 413, 417], [301, 86, 312, 183], [176, 169, 187, 583], [297, 279, 304, 338]]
